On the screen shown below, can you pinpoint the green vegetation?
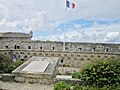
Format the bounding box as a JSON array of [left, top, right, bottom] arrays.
[[0, 54, 23, 73], [72, 57, 120, 89], [54, 81, 71, 90], [54, 57, 120, 90], [54, 82, 115, 90]]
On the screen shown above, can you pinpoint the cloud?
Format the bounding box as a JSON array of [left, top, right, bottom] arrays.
[[74, 0, 120, 21], [0, 3, 9, 19], [0, 0, 120, 43], [1, 0, 120, 21], [38, 22, 120, 43], [104, 32, 120, 42], [27, 12, 56, 32]]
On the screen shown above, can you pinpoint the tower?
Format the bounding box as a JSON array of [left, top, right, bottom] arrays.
[[29, 31, 33, 38]]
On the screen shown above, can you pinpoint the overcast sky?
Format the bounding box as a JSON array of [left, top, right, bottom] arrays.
[[0, 0, 120, 43]]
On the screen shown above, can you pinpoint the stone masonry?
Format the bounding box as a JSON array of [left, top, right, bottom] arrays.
[[0, 32, 120, 70]]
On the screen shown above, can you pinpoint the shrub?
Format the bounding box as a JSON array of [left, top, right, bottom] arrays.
[[54, 81, 114, 90], [72, 72, 81, 79], [0, 54, 12, 73], [72, 57, 120, 88], [54, 81, 71, 90], [0, 54, 23, 73], [7, 60, 23, 73]]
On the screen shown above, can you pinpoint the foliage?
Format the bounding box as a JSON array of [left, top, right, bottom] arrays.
[[0, 54, 12, 73], [54, 81, 118, 90], [72, 72, 81, 79], [0, 53, 23, 73], [7, 60, 23, 73], [54, 81, 71, 90], [72, 57, 120, 88]]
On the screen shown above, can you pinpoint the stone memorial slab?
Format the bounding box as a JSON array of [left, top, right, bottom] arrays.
[[22, 61, 50, 72], [12, 56, 59, 84]]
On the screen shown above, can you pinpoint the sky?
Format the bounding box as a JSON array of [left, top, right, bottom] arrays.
[[0, 0, 120, 43]]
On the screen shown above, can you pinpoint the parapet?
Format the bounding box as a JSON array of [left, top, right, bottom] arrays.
[[0, 31, 33, 41]]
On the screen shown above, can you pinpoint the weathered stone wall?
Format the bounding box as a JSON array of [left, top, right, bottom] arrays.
[[0, 40, 120, 68], [0, 41, 120, 53], [0, 49, 119, 69], [0, 32, 32, 41]]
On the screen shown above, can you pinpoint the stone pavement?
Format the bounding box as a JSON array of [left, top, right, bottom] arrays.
[[0, 81, 53, 90]]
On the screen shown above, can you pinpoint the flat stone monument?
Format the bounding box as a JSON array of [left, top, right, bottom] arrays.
[[12, 56, 59, 84]]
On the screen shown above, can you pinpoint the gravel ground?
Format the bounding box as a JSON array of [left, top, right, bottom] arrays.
[[0, 81, 53, 90]]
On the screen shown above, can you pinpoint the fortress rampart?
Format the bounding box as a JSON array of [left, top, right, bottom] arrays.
[[0, 32, 120, 72], [0, 40, 120, 53], [0, 40, 120, 69]]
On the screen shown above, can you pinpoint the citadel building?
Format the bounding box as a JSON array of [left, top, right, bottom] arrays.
[[0, 31, 120, 74], [0, 31, 33, 41]]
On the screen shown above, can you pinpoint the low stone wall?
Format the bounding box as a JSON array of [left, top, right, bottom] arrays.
[[0, 74, 54, 85], [0, 74, 15, 82], [14, 77, 54, 84], [55, 78, 86, 86]]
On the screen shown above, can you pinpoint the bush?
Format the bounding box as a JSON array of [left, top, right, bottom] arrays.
[[0, 54, 23, 73], [54, 81, 115, 90], [7, 60, 23, 73], [0, 54, 12, 73], [54, 81, 71, 90], [72, 57, 120, 88]]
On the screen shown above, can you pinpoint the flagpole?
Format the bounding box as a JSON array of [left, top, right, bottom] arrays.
[[63, 0, 67, 51], [63, 0, 75, 51]]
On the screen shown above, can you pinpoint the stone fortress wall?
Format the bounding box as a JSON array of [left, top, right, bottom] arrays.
[[0, 32, 120, 70], [0, 40, 120, 69], [0, 31, 33, 41]]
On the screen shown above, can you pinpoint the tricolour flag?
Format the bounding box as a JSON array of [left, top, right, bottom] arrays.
[[66, 0, 75, 9]]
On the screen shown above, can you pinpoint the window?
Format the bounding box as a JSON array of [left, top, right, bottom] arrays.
[[14, 45, 17, 49], [65, 47, 69, 50], [61, 60, 63, 63], [17, 46, 20, 49], [78, 48, 82, 51], [106, 48, 109, 52], [5, 46, 8, 49], [92, 48, 95, 51], [40, 46, 42, 50], [28, 46, 31, 49], [52, 47, 55, 50]]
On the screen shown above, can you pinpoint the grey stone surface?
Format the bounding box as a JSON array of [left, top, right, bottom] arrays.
[[22, 61, 50, 72], [0, 31, 120, 73], [12, 57, 59, 84], [0, 31, 32, 41], [0, 81, 53, 90]]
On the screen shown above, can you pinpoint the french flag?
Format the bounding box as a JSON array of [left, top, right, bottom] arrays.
[[66, 0, 75, 9]]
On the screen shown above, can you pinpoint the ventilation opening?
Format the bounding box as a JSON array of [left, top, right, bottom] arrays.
[[5, 46, 8, 49], [92, 48, 95, 51], [65, 47, 69, 50], [52, 47, 55, 50], [106, 48, 109, 52], [61, 60, 63, 63], [78, 48, 82, 51], [28, 46, 31, 49], [14, 45, 17, 49], [17, 46, 20, 49], [40, 46, 42, 50]]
